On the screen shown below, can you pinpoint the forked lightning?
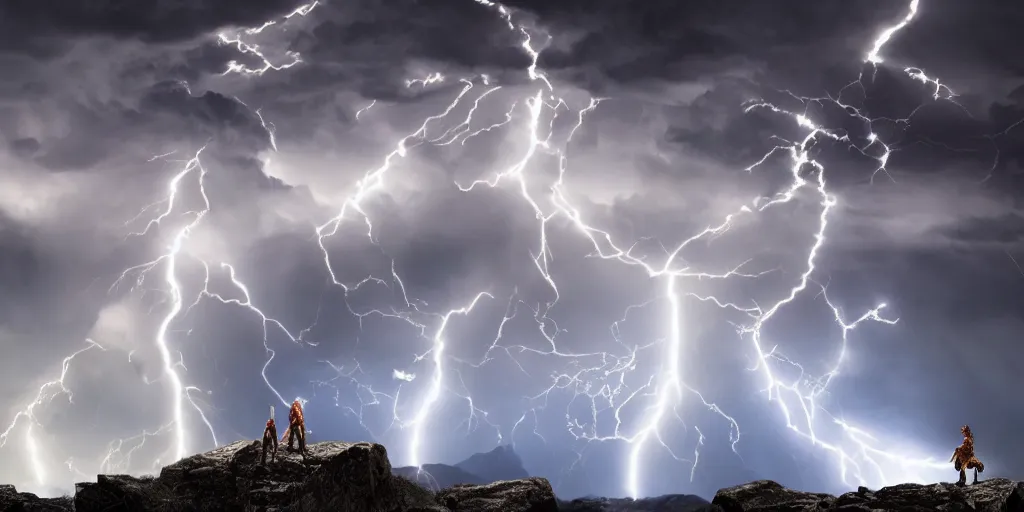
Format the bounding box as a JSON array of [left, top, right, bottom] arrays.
[[1, 0, 997, 498]]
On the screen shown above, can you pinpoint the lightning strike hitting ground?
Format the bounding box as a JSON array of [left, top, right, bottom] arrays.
[[2, 0, 1007, 499], [0, 340, 105, 487]]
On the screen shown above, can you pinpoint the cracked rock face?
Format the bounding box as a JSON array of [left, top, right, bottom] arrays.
[[72, 440, 401, 512], [0, 484, 74, 511], [1, 440, 559, 512], [711, 478, 1024, 512], [2, 442, 1021, 512], [436, 477, 558, 511]]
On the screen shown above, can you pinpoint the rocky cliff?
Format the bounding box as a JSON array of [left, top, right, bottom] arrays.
[[1, 441, 1022, 511], [0, 440, 558, 512]]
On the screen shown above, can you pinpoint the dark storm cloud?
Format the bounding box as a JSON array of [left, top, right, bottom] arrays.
[[1, 0, 1023, 502], [938, 213, 1024, 245], [0, 0, 307, 44], [503, 0, 907, 87], [8, 137, 41, 158], [0, 214, 40, 323], [213, 0, 535, 103], [3, 80, 274, 172], [139, 83, 276, 151], [499, 0, 1024, 191]]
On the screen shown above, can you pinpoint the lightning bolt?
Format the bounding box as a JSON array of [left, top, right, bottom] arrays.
[[0, 339, 105, 487], [449, 0, 964, 497], [407, 291, 494, 467], [216, 1, 320, 76], [3, 0, 1007, 499]]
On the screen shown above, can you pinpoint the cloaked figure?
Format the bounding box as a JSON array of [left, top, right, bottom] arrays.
[[950, 424, 984, 486], [280, 399, 307, 459], [261, 405, 278, 464]]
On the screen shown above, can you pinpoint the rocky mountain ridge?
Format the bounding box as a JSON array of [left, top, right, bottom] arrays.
[[392, 443, 530, 490], [1, 440, 1022, 511]]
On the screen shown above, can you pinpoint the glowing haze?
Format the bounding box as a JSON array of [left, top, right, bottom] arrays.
[[1, 0, 1022, 500]]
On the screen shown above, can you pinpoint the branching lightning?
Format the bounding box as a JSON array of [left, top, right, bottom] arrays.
[[2, 0, 1005, 499], [1, 340, 105, 487]]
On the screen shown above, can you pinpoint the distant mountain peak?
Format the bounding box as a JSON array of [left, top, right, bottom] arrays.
[[454, 443, 529, 483]]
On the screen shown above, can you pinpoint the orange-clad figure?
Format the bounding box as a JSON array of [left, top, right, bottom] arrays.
[[280, 399, 307, 459], [950, 424, 984, 485], [261, 405, 278, 465]]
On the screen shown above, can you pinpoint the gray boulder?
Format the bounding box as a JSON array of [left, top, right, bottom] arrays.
[[435, 477, 558, 511]]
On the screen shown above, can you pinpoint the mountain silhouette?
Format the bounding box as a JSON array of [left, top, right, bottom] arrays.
[[455, 444, 530, 483], [392, 444, 529, 490]]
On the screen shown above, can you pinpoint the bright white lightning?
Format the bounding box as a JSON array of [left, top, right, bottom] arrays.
[[407, 292, 493, 467], [2, 0, 990, 498], [0, 340, 105, 487], [114, 148, 212, 463], [457, 0, 962, 497], [865, 0, 918, 64], [217, 1, 319, 76]]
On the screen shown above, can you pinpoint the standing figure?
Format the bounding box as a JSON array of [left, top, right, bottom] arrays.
[[950, 424, 984, 485], [261, 405, 278, 464], [280, 399, 307, 459]]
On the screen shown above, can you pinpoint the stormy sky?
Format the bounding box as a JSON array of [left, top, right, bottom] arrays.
[[1, 0, 1022, 500]]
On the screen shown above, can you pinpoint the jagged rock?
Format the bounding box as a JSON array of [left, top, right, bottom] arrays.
[[435, 477, 558, 511], [12, 438, 1022, 512], [557, 493, 714, 511], [74, 440, 400, 512], [712, 478, 1024, 512], [712, 480, 834, 511], [64, 439, 558, 512], [0, 484, 73, 511]]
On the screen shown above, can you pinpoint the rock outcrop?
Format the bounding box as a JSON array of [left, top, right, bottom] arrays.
[[0, 484, 73, 511], [712, 478, 1024, 512], [3, 445, 1023, 512], [436, 477, 558, 511], [0, 440, 557, 512], [70, 440, 400, 511]]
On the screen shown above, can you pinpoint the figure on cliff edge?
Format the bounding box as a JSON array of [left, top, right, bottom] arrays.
[[950, 424, 984, 485], [261, 405, 278, 464], [280, 398, 307, 459]]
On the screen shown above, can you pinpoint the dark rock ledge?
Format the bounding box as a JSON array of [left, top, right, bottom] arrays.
[[1, 441, 1022, 511], [0, 440, 557, 512]]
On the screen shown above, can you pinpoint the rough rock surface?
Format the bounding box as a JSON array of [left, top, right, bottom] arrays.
[[1, 440, 558, 512], [3, 442, 1023, 511], [712, 478, 1024, 512], [436, 477, 558, 511], [72, 440, 399, 512], [0, 484, 73, 511]]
